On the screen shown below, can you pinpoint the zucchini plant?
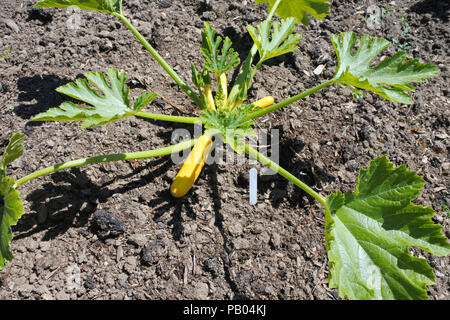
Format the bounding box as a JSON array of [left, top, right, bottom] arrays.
[[1, 0, 449, 300]]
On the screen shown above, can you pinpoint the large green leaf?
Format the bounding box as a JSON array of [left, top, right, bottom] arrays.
[[35, 0, 122, 15], [254, 0, 330, 26], [247, 18, 302, 63], [331, 32, 440, 104], [325, 156, 450, 300], [33, 68, 158, 128], [0, 133, 26, 177], [0, 176, 25, 269], [0, 133, 27, 269]]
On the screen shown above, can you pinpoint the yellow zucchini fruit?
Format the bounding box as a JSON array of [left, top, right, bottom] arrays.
[[253, 96, 274, 108], [170, 135, 213, 198], [219, 73, 228, 108], [204, 85, 216, 110]]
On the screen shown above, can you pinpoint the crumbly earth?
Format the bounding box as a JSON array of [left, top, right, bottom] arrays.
[[0, 0, 448, 300]]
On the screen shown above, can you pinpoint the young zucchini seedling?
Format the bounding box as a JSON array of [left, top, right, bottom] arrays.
[[1, 0, 449, 300]]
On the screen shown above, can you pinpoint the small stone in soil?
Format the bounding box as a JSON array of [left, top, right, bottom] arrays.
[[159, 0, 172, 8], [91, 210, 126, 239], [1, 82, 10, 93], [203, 258, 221, 277], [141, 239, 167, 266], [359, 124, 370, 141], [99, 39, 114, 52], [193, 282, 209, 299], [153, 98, 166, 109], [270, 232, 281, 249], [84, 277, 96, 290], [1, 19, 19, 32], [128, 233, 147, 247]]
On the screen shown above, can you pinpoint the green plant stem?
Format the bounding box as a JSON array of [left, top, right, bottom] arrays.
[[244, 144, 329, 214], [116, 14, 202, 107], [246, 79, 335, 120], [14, 139, 196, 188], [134, 111, 202, 124], [267, 0, 282, 21], [227, 0, 282, 106]]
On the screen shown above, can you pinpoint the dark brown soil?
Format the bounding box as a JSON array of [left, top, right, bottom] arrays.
[[0, 0, 448, 300]]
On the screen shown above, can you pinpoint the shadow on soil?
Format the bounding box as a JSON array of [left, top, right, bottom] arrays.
[[410, 0, 449, 21], [205, 163, 248, 299], [12, 121, 333, 299], [250, 125, 335, 209], [13, 157, 172, 241], [14, 75, 72, 121], [219, 26, 300, 88]]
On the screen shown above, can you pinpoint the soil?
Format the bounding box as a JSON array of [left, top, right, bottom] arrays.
[[0, 0, 449, 300]]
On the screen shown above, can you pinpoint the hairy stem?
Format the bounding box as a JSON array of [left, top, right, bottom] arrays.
[[134, 111, 202, 124], [246, 80, 335, 120], [116, 14, 202, 107], [244, 144, 329, 213], [267, 0, 282, 21], [14, 139, 196, 188]]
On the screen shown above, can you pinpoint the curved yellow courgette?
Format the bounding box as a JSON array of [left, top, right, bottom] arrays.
[[204, 85, 216, 110], [170, 135, 213, 198], [253, 96, 274, 108], [220, 73, 228, 108]]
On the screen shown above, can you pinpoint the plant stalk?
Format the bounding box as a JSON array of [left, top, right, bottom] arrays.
[[116, 14, 203, 107], [134, 111, 202, 124], [244, 144, 328, 211], [227, 0, 282, 106], [267, 0, 282, 21], [14, 139, 196, 188], [246, 80, 335, 120]]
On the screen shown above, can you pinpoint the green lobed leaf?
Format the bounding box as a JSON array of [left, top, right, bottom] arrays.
[[247, 18, 302, 63], [0, 175, 25, 270], [201, 105, 257, 154], [132, 92, 158, 112], [0, 133, 26, 177], [0, 133, 27, 269], [32, 68, 158, 128], [190, 63, 212, 109], [35, 0, 122, 15], [331, 32, 440, 104], [254, 0, 330, 26], [227, 54, 257, 107], [325, 156, 450, 300], [201, 22, 240, 77], [191, 62, 211, 90]]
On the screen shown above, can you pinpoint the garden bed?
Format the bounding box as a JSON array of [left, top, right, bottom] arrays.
[[0, 0, 448, 299]]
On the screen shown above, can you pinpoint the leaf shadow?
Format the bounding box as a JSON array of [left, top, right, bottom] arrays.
[[142, 187, 200, 242], [204, 163, 249, 300], [13, 157, 171, 241], [410, 0, 449, 22], [242, 125, 335, 209], [14, 75, 73, 121], [218, 26, 300, 94]]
